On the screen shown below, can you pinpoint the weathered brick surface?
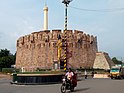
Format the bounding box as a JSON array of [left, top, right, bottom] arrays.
[[16, 30, 98, 71], [93, 52, 114, 70]]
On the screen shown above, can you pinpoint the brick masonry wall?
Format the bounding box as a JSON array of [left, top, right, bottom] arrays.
[[16, 30, 98, 71], [93, 52, 115, 70]]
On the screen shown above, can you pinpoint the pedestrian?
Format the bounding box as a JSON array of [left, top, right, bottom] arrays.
[[91, 71, 94, 78], [84, 70, 87, 79]]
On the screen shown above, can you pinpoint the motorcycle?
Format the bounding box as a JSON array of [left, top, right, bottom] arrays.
[[61, 77, 75, 93]]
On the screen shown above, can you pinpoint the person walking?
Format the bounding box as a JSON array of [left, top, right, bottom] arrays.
[[91, 71, 94, 78], [84, 69, 87, 79]]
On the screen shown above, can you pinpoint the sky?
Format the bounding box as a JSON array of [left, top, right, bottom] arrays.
[[0, 0, 124, 60]]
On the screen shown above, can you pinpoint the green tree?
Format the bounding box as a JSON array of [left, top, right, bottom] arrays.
[[0, 49, 11, 57], [112, 57, 122, 64], [0, 49, 16, 70]]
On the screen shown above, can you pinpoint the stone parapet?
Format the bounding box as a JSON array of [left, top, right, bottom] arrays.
[[16, 30, 98, 71]]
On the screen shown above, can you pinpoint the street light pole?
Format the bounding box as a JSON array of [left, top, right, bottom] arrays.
[[65, 4, 67, 30], [62, 0, 72, 30], [62, 0, 73, 71]]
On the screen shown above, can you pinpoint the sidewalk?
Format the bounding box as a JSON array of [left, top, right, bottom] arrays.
[[93, 74, 109, 78], [0, 73, 11, 80]]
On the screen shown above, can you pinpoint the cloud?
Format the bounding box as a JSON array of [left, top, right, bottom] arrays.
[[0, 0, 43, 54], [108, 0, 124, 8], [0, 0, 124, 58]]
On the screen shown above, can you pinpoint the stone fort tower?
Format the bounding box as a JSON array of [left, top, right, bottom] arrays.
[[15, 4, 98, 71], [16, 30, 98, 71]]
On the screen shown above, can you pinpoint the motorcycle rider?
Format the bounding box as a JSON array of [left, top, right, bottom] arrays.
[[65, 68, 74, 90], [65, 68, 74, 80]]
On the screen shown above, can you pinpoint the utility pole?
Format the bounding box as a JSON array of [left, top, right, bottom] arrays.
[[62, 0, 73, 71]]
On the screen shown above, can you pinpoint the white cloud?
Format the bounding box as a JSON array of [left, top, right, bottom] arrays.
[[0, 0, 124, 58], [108, 0, 124, 8]]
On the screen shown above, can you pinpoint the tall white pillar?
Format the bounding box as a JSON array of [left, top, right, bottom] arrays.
[[43, 5, 48, 30]]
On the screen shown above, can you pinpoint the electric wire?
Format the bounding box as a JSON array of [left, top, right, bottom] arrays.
[[69, 6, 124, 12]]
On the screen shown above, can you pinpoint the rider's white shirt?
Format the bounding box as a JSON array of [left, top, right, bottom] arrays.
[[66, 72, 74, 80]]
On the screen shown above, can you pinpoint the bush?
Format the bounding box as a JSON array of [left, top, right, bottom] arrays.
[[36, 68, 52, 71], [0, 68, 2, 72], [2, 68, 19, 73]]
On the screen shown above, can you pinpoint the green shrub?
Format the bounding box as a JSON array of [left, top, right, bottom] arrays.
[[2, 68, 19, 73], [36, 68, 52, 71], [0, 68, 2, 72]]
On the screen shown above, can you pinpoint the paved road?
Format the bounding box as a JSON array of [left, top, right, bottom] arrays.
[[0, 78, 124, 93]]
